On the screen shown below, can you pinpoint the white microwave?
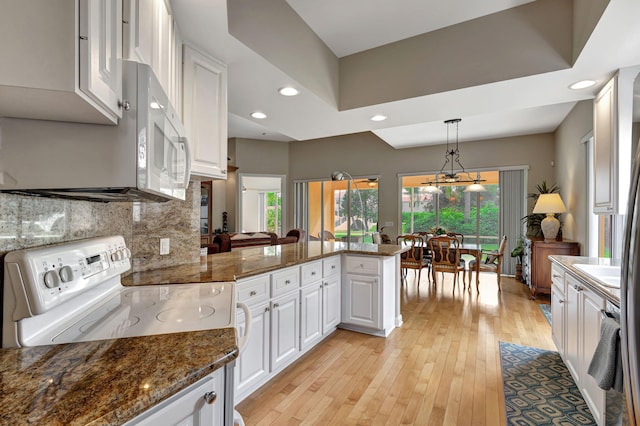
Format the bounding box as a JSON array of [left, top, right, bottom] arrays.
[[0, 61, 191, 202]]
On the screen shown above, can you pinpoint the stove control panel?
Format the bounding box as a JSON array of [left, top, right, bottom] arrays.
[[3, 236, 132, 318]]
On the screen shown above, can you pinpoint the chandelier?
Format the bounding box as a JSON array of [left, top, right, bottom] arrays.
[[423, 118, 486, 193]]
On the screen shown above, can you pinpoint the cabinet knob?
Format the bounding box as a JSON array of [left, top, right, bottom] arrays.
[[331, 265, 336, 269], [311, 271, 316, 276], [558, 299, 565, 304], [285, 280, 291, 285], [203, 391, 217, 405], [118, 100, 131, 111], [552, 274, 562, 279], [273, 303, 279, 308], [265, 307, 270, 312], [250, 290, 257, 296]]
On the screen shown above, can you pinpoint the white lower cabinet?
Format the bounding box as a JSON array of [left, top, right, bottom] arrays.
[[270, 291, 300, 371], [235, 257, 342, 403], [300, 282, 323, 350], [322, 273, 341, 334], [563, 271, 606, 425], [235, 300, 269, 399], [343, 273, 380, 329], [550, 264, 566, 359], [341, 255, 396, 337], [126, 366, 228, 426]]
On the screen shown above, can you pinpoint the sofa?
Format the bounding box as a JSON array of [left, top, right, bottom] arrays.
[[207, 229, 305, 253]]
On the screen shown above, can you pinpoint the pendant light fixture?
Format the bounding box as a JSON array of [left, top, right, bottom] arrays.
[[423, 118, 486, 192]]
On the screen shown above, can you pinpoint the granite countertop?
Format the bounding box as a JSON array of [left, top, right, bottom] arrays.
[[0, 329, 238, 425], [123, 241, 408, 286], [549, 255, 621, 306]]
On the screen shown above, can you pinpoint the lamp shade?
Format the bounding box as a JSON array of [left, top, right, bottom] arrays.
[[532, 193, 567, 214]]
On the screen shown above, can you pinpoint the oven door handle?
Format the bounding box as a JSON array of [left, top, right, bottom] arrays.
[[237, 302, 251, 354]]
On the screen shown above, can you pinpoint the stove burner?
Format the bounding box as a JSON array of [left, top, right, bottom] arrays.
[[156, 305, 215, 323]]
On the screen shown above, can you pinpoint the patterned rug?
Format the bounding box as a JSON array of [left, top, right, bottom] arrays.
[[538, 303, 552, 325], [500, 342, 596, 425]]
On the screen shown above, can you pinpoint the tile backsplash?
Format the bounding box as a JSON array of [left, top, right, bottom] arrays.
[[0, 182, 200, 273]]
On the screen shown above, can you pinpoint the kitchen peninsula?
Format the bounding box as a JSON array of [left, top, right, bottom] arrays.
[[126, 241, 408, 403]]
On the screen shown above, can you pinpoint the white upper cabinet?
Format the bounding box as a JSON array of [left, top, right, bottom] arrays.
[[0, 0, 123, 124], [592, 67, 640, 215], [123, 0, 179, 108], [593, 77, 616, 214], [182, 45, 228, 179]]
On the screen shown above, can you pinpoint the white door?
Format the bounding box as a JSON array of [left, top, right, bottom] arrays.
[[236, 301, 270, 397], [300, 284, 322, 350], [322, 275, 341, 334], [79, 0, 122, 120], [270, 292, 300, 371], [344, 274, 379, 329]]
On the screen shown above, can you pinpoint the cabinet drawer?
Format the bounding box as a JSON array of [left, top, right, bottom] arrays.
[[323, 256, 341, 277], [271, 267, 300, 297], [300, 261, 322, 285], [551, 264, 564, 290], [345, 256, 379, 275], [237, 274, 269, 306]]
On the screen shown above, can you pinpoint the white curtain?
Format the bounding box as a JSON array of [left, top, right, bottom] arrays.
[[499, 169, 526, 275], [293, 182, 308, 241]]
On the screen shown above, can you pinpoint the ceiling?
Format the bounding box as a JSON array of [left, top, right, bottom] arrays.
[[171, 0, 640, 149]]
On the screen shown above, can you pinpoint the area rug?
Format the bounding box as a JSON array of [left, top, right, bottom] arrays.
[[499, 341, 596, 425], [538, 303, 552, 326]]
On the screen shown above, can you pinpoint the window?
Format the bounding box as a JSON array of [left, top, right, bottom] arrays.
[[401, 171, 500, 249], [296, 178, 379, 243]]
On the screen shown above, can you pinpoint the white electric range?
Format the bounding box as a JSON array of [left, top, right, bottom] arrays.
[[2, 235, 241, 348]]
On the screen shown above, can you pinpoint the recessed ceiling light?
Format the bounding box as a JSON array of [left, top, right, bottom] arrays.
[[250, 111, 267, 119], [569, 80, 596, 90], [370, 115, 387, 122], [278, 87, 299, 96]]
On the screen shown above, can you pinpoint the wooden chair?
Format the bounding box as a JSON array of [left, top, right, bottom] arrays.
[[446, 232, 468, 286], [467, 235, 507, 291], [396, 235, 429, 285], [429, 235, 465, 290], [319, 230, 336, 241]]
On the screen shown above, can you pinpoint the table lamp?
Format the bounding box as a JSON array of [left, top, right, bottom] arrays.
[[532, 193, 567, 241]]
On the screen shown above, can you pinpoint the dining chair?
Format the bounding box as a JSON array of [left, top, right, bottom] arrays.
[[467, 235, 507, 291], [429, 235, 465, 290], [446, 232, 468, 286], [319, 230, 336, 241], [396, 234, 429, 285]]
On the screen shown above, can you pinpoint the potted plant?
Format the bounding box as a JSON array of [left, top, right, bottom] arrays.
[[510, 236, 524, 282], [522, 181, 561, 237]]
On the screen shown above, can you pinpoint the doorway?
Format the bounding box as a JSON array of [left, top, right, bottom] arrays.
[[238, 174, 286, 235]]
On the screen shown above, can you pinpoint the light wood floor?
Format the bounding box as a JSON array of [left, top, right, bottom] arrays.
[[236, 272, 555, 425]]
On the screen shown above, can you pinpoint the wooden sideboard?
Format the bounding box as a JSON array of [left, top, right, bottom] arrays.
[[524, 237, 580, 299]]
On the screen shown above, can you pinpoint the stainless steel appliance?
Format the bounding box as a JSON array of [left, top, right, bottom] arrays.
[[0, 61, 190, 202], [621, 142, 640, 424]]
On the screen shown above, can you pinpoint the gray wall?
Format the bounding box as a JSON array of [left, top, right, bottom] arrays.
[[283, 131, 557, 241], [554, 100, 593, 250]]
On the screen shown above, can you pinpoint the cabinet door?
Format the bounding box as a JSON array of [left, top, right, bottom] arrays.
[[235, 301, 270, 398], [79, 0, 123, 120], [580, 288, 606, 425], [300, 284, 322, 350], [183, 46, 228, 179], [322, 275, 341, 334], [593, 76, 616, 214], [128, 368, 223, 426], [271, 292, 300, 371], [550, 284, 565, 358], [565, 281, 580, 382], [343, 274, 380, 329], [123, 0, 154, 65]]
